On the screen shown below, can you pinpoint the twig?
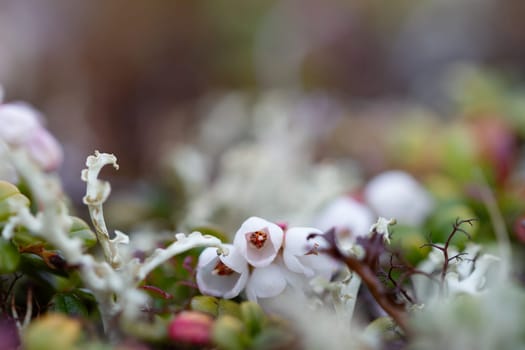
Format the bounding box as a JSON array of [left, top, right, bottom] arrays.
[[421, 218, 476, 283], [11, 288, 32, 331], [342, 254, 410, 335]]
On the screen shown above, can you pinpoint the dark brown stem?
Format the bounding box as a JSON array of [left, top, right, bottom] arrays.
[[343, 255, 411, 336], [421, 218, 475, 285]]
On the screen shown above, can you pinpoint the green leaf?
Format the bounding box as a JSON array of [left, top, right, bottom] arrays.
[[364, 317, 400, 342], [0, 181, 29, 222], [426, 202, 477, 248], [191, 295, 219, 317], [50, 292, 89, 318], [212, 315, 246, 350], [218, 299, 241, 319], [0, 237, 20, 273], [389, 225, 430, 265], [12, 229, 46, 248], [0, 181, 23, 201], [19, 253, 69, 279], [251, 327, 295, 350], [68, 217, 97, 248], [240, 301, 265, 336]]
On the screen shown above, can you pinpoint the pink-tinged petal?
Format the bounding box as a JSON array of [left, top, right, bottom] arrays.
[[283, 227, 322, 277], [245, 263, 287, 301], [24, 128, 63, 171], [196, 245, 248, 299], [233, 216, 283, 267], [0, 103, 41, 144]]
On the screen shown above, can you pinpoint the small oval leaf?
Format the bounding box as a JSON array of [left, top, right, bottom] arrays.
[[0, 181, 29, 222], [50, 293, 89, 318], [0, 238, 20, 273], [68, 217, 97, 248], [190, 296, 219, 317]]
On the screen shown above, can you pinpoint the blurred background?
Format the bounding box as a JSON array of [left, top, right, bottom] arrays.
[[1, 0, 525, 231]]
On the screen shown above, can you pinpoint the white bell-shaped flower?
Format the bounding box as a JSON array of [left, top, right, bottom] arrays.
[[0, 103, 41, 145], [315, 196, 374, 235], [25, 128, 63, 171], [364, 170, 433, 226], [0, 100, 63, 171], [196, 244, 249, 299], [314, 196, 375, 256], [283, 227, 337, 279], [245, 261, 289, 302], [233, 216, 284, 267]]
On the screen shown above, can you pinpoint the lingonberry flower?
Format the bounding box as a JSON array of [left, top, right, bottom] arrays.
[[364, 170, 433, 226], [282, 226, 337, 279], [233, 216, 284, 268], [196, 244, 249, 299], [0, 103, 41, 145], [0, 101, 63, 171], [314, 196, 375, 256], [315, 196, 374, 236], [24, 128, 63, 171], [245, 260, 289, 302]]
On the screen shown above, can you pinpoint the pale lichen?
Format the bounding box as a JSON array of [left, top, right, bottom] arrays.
[[1, 147, 225, 338]]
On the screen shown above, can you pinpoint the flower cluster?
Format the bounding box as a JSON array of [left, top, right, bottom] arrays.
[[313, 170, 434, 255], [196, 217, 337, 302], [0, 90, 62, 174]]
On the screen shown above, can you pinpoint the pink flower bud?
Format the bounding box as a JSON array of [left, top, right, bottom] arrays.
[[168, 311, 214, 345]]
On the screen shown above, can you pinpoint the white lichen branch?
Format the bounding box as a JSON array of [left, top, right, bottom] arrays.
[[1, 146, 226, 338], [81, 151, 125, 268], [136, 232, 223, 281]]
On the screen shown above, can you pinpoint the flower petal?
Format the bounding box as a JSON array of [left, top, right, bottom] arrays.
[[196, 245, 248, 299], [0, 103, 42, 144], [233, 216, 283, 267], [314, 196, 374, 237], [24, 128, 63, 171], [220, 245, 248, 274], [283, 227, 321, 277], [364, 170, 433, 226], [298, 253, 340, 281], [245, 263, 287, 301]]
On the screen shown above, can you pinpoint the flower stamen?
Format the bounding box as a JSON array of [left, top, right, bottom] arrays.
[[212, 261, 235, 276], [247, 230, 268, 249], [305, 242, 320, 256]]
